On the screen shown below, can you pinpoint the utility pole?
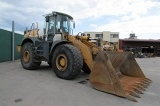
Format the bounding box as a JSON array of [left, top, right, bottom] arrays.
[[12, 21, 14, 61]]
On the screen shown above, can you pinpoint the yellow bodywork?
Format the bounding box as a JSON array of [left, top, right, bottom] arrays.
[[17, 45, 22, 53], [24, 29, 39, 38], [66, 35, 99, 70]]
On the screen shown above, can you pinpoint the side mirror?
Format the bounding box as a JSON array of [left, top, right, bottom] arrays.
[[46, 16, 49, 22], [24, 30, 27, 34], [24, 29, 28, 34], [24, 28, 28, 34]]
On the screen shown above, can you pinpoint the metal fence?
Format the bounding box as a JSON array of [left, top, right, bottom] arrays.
[[0, 21, 25, 62]]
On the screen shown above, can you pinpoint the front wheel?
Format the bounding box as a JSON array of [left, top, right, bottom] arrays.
[[20, 42, 41, 70], [52, 44, 83, 80]]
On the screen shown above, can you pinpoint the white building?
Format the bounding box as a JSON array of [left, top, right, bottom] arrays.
[[84, 31, 119, 43]]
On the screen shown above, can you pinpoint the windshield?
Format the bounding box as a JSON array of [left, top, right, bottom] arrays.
[[56, 15, 73, 34]]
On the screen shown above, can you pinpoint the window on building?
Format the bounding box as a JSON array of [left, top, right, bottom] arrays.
[[110, 34, 119, 38], [87, 34, 90, 37], [95, 34, 103, 38]]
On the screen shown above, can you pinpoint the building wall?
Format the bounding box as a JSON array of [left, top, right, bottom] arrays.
[[119, 39, 160, 56], [0, 29, 12, 61], [0, 29, 23, 62], [84, 31, 119, 43], [103, 31, 110, 42], [119, 39, 160, 50]]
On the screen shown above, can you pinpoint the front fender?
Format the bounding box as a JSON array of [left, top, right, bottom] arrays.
[[50, 40, 70, 54]]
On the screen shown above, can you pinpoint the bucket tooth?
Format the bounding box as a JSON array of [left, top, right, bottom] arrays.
[[126, 90, 141, 98], [135, 88, 143, 94], [126, 95, 138, 102], [132, 83, 144, 90], [141, 82, 148, 88], [123, 81, 146, 92], [126, 85, 143, 97], [128, 86, 143, 94], [143, 80, 150, 86], [136, 82, 148, 88], [130, 91, 141, 98], [136, 78, 149, 86], [145, 79, 151, 83], [146, 78, 152, 83], [137, 85, 146, 91]]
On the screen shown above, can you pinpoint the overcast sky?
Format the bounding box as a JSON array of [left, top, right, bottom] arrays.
[[0, 0, 160, 39]]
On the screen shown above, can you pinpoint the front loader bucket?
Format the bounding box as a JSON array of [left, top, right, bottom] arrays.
[[89, 51, 152, 102]]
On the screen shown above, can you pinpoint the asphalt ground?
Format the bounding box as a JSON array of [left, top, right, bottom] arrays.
[[0, 57, 160, 106]]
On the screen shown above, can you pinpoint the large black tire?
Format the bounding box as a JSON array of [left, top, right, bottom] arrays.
[[52, 44, 83, 80], [21, 42, 41, 70]]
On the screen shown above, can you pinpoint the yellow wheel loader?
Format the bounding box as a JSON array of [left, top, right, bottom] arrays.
[[17, 11, 152, 102]]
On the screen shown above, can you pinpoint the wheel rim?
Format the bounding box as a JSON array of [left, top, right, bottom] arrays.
[[56, 54, 68, 71], [23, 51, 30, 63]]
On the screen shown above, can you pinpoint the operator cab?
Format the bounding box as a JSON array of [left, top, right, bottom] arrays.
[[44, 11, 75, 41]]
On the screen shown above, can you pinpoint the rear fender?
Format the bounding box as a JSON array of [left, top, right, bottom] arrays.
[[21, 37, 39, 46], [17, 37, 40, 53]]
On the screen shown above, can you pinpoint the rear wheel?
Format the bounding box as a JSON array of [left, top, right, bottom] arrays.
[[21, 42, 41, 70], [52, 44, 83, 80]]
